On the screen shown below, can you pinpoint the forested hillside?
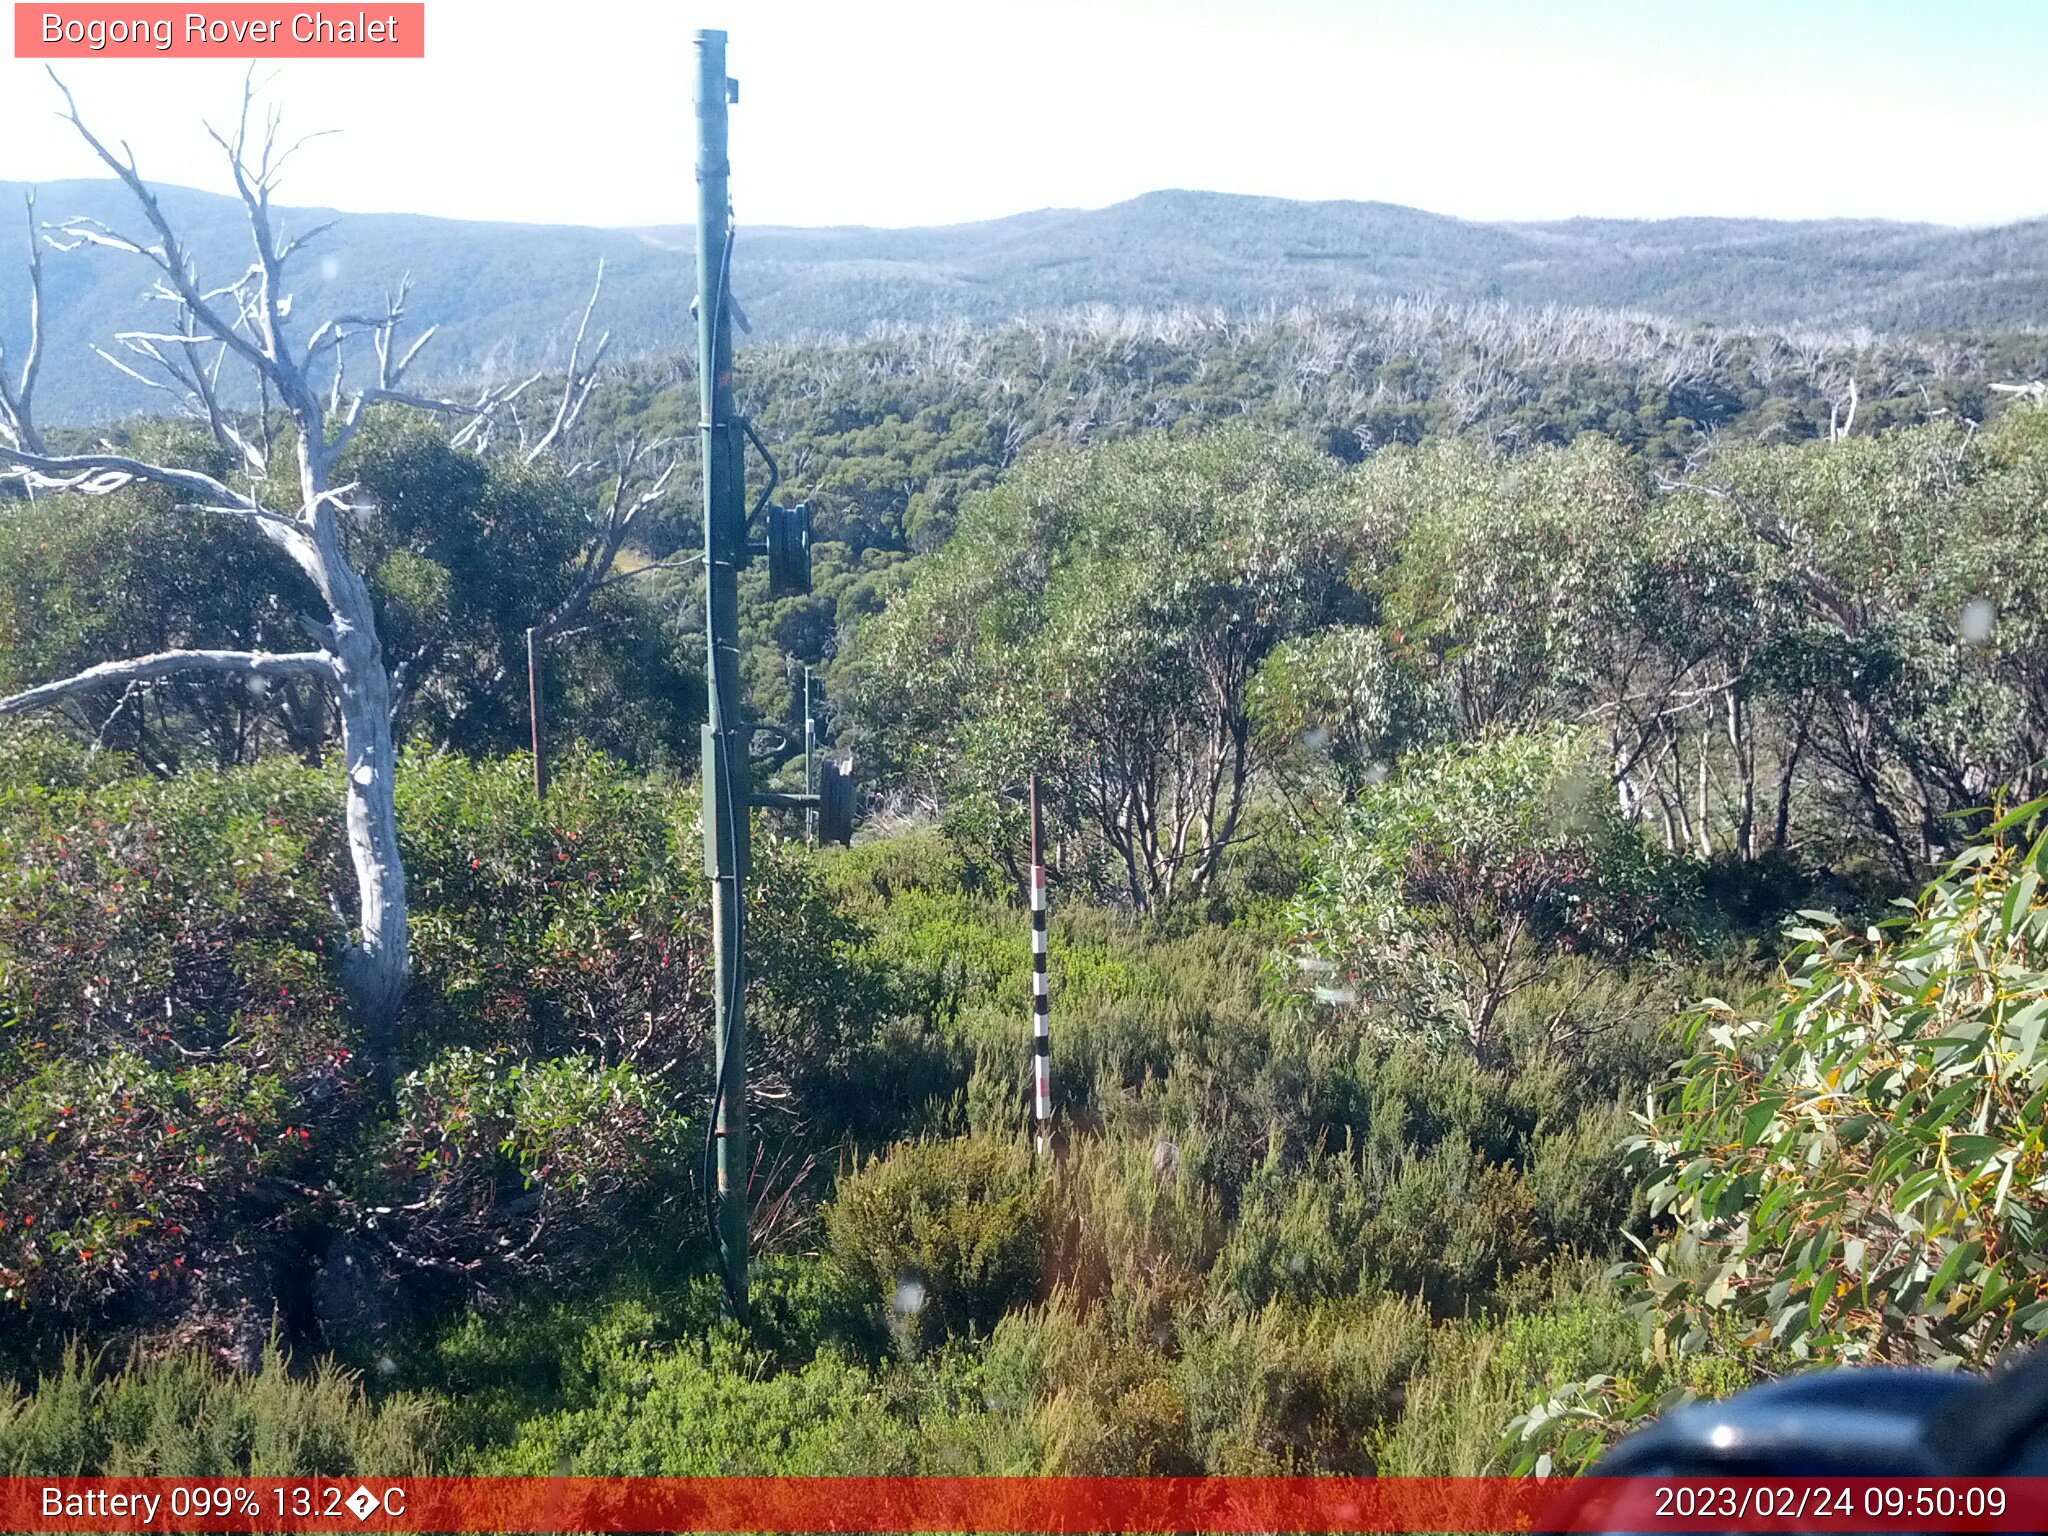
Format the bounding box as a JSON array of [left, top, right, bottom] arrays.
[[7, 176, 2048, 419], [6, 142, 2048, 1482]]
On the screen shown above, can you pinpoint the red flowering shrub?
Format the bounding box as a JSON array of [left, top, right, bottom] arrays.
[[0, 745, 359, 1350], [0, 736, 890, 1359], [0, 1053, 301, 1310]]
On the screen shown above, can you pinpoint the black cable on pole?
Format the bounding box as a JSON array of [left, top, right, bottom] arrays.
[[701, 723, 746, 1272], [698, 205, 749, 1297]]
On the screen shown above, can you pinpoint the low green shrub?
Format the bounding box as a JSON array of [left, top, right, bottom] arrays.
[[826, 1137, 1045, 1347], [1179, 1297, 1434, 1473], [476, 1333, 873, 1475], [1377, 1263, 1638, 1475], [0, 1343, 437, 1476], [0, 748, 900, 1359], [0, 1051, 302, 1319], [1360, 1138, 1547, 1316]]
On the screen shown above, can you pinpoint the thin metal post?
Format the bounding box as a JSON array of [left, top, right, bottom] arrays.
[[696, 27, 750, 1316], [1029, 776, 1051, 1156], [803, 665, 817, 845], [526, 626, 547, 802]]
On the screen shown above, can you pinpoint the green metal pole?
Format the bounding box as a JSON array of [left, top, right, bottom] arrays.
[[695, 27, 750, 1316], [803, 665, 816, 845]]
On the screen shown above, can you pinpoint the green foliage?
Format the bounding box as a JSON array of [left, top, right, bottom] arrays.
[[399, 747, 890, 1145], [342, 417, 701, 768], [1370, 436, 1646, 734], [0, 418, 697, 776], [353, 1049, 685, 1295], [479, 1332, 876, 1475], [0, 788, 1703, 1473], [397, 747, 712, 1066], [1652, 412, 2048, 876], [1633, 798, 2048, 1372], [848, 427, 1355, 906], [818, 830, 977, 910], [995, 1289, 1434, 1475], [1287, 729, 1690, 1061], [1386, 1264, 1640, 1475], [0, 1342, 437, 1476], [0, 446, 319, 769], [826, 1137, 1045, 1348], [0, 756, 354, 1334], [1251, 624, 1439, 798], [1498, 803, 2048, 1474], [0, 748, 897, 1357], [0, 1051, 299, 1313], [18, 330, 2048, 1483], [0, 728, 136, 794]]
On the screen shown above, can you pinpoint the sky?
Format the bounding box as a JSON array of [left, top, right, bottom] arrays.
[[1, 0, 2044, 230]]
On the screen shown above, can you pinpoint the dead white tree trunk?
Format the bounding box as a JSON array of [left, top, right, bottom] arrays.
[[0, 75, 511, 1094], [0, 191, 45, 462]]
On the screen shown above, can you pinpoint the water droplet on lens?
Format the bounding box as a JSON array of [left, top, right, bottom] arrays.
[[1961, 596, 1997, 645]]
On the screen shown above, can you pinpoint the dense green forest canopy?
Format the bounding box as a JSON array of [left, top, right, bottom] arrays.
[[24, 297, 2048, 815]]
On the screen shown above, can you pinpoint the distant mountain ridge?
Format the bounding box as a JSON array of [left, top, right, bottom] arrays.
[[4, 181, 2045, 422]]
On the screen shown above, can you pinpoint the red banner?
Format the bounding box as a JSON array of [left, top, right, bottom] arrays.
[[1, 1476, 2046, 1532], [13, 4, 425, 57]]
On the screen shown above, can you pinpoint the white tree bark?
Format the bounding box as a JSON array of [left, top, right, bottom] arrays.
[[0, 74, 506, 1093], [0, 648, 336, 714]]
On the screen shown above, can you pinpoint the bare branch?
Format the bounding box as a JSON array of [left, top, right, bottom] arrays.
[[10, 77, 531, 1094], [204, 79, 322, 423], [0, 444, 284, 523], [524, 261, 611, 464], [45, 70, 279, 388], [89, 678, 145, 755], [327, 371, 528, 466], [0, 190, 46, 455], [180, 313, 265, 476], [390, 323, 437, 387], [275, 216, 338, 263], [1829, 375, 1860, 442], [90, 342, 180, 396], [0, 648, 336, 719], [537, 439, 681, 636]]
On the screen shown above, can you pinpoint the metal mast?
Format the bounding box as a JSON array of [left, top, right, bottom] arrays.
[[692, 28, 852, 1319], [696, 27, 750, 1315]]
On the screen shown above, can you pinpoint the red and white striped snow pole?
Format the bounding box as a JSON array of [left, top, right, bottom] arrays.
[[1028, 775, 1051, 1156]]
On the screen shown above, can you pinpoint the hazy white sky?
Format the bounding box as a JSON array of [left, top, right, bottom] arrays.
[[2, 0, 2044, 229]]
